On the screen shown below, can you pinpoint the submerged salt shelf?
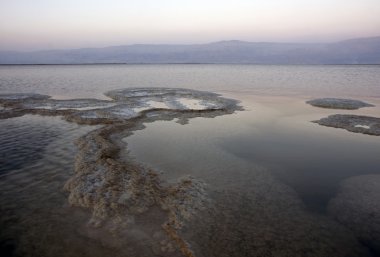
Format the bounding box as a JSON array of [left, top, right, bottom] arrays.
[[329, 175, 380, 254]]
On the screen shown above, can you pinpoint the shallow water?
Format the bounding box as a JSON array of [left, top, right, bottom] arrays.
[[127, 94, 380, 213], [0, 116, 98, 257], [1, 65, 380, 257]]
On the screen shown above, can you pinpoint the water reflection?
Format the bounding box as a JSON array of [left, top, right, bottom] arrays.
[[127, 95, 380, 213]]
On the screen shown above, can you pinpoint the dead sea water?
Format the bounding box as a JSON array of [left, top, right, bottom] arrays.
[[1, 65, 380, 257]]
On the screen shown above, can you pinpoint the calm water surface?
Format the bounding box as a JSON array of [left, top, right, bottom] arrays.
[[1, 64, 380, 98], [1, 65, 380, 257]]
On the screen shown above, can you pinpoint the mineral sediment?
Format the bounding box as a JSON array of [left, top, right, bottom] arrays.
[[312, 114, 380, 136], [185, 187, 371, 257], [306, 98, 374, 110]]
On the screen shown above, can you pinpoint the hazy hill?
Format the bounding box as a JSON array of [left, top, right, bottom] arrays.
[[1, 36, 379, 64]]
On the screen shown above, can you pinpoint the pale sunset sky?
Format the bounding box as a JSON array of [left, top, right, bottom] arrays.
[[0, 0, 379, 51]]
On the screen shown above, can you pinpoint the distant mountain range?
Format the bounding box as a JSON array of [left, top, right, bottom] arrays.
[[1, 36, 380, 64]]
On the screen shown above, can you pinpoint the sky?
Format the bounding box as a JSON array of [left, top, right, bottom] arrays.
[[1, 0, 380, 51]]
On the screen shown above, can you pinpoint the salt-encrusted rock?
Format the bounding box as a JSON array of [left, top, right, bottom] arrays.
[[328, 175, 380, 254], [183, 173, 371, 257], [306, 98, 374, 110], [312, 114, 380, 136]]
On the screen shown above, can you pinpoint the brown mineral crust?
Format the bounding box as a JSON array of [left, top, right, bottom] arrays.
[[62, 113, 215, 255]]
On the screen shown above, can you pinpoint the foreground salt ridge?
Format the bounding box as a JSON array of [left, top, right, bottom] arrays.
[[0, 88, 242, 257]]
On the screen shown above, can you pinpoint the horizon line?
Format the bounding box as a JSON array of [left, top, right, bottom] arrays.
[[1, 63, 380, 66], [2, 35, 380, 53]]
